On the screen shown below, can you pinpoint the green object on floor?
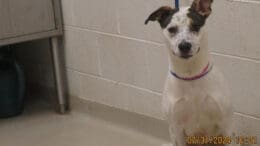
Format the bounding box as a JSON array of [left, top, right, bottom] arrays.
[[0, 47, 25, 118]]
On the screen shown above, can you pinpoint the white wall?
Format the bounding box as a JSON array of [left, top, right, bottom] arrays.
[[62, 0, 260, 136]]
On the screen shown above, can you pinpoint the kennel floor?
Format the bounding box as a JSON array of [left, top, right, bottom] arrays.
[[0, 98, 170, 146]]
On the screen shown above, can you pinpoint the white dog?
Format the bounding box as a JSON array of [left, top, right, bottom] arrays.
[[145, 0, 234, 146]]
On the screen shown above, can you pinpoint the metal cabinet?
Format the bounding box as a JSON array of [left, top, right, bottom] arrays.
[[0, 0, 62, 45], [0, 0, 67, 113]]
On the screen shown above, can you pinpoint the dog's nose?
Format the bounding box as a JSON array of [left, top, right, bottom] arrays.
[[178, 42, 192, 54]]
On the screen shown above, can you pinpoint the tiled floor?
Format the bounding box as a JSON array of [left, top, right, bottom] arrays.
[[0, 100, 170, 146]]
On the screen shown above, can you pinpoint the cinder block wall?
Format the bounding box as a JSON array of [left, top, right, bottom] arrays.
[[61, 0, 260, 136]]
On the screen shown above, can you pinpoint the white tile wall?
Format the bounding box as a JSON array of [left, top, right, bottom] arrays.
[[60, 0, 73, 25], [213, 53, 260, 117], [64, 28, 100, 75], [61, 0, 260, 137], [73, 0, 119, 33], [98, 33, 149, 88], [146, 45, 168, 92], [233, 113, 260, 140], [66, 69, 81, 98], [117, 0, 170, 43], [208, 0, 260, 60], [79, 72, 163, 119]]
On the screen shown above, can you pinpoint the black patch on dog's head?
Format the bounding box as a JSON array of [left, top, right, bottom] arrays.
[[145, 6, 179, 28], [187, 9, 207, 32], [188, 0, 213, 32]]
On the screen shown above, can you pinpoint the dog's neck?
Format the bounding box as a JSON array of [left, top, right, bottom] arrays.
[[167, 32, 210, 78]]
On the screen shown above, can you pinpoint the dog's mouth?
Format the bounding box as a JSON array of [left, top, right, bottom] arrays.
[[172, 47, 200, 59], [172, 51, 193, 59], [180, 54, 193, 59]]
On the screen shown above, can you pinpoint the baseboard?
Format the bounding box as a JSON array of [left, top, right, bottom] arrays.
[[25, 84, 170, 141], [70, 96, 170, 141]]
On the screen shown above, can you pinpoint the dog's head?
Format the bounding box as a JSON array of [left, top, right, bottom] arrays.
[[145, 0, 213, 59]]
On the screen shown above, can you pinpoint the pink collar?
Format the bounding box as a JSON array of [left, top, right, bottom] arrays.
[[170, 63, 213, 81]]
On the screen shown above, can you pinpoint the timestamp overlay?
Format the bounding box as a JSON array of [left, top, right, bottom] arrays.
[[186, 135, 257, 145]]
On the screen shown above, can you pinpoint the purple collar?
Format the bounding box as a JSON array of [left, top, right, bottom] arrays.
[[170, 63, 213, 81]]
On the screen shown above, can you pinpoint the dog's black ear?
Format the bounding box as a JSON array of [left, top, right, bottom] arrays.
[[145, 6, 176, 28], [190, 0, 213, 17]]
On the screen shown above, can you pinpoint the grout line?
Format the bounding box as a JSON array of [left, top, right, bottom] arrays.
[[116, 9, 121, 34], [66, 68, 163, 96], [144, 46, 152, 95], [212, 52, 260, 63], [96, 46, 103, 76], [66, 66, 102, 78], [235, 112, 260, 121], [64, 25, 165, 46], [228, 0, 260, 4]]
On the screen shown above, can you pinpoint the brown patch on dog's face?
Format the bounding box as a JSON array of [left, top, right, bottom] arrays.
[[191, 0, 213, 17], [145, 6, 179, 28], [188, 0, 213, 33]]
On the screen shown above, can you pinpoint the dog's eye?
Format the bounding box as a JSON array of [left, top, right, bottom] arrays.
[[168, 26, 178, 34]]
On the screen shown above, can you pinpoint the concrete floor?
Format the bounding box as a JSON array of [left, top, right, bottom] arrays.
[[0, 99, 170, 146]]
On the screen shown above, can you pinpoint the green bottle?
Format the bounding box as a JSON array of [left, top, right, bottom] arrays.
[[0, 47, 25, 118]]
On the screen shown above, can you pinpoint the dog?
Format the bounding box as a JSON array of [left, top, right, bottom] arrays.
[[145, 0, 234, 146]]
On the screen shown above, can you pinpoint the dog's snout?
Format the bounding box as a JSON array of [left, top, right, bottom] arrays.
[[178, 41, 192, 54]]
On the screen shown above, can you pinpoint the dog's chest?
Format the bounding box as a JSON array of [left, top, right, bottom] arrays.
[[163, 71, 231, 135], [171, 94, 222, 134]]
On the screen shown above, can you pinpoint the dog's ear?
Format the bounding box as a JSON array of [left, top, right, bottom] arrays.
[[190, 0, 213, 17], [145, 6, 176, 28]]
